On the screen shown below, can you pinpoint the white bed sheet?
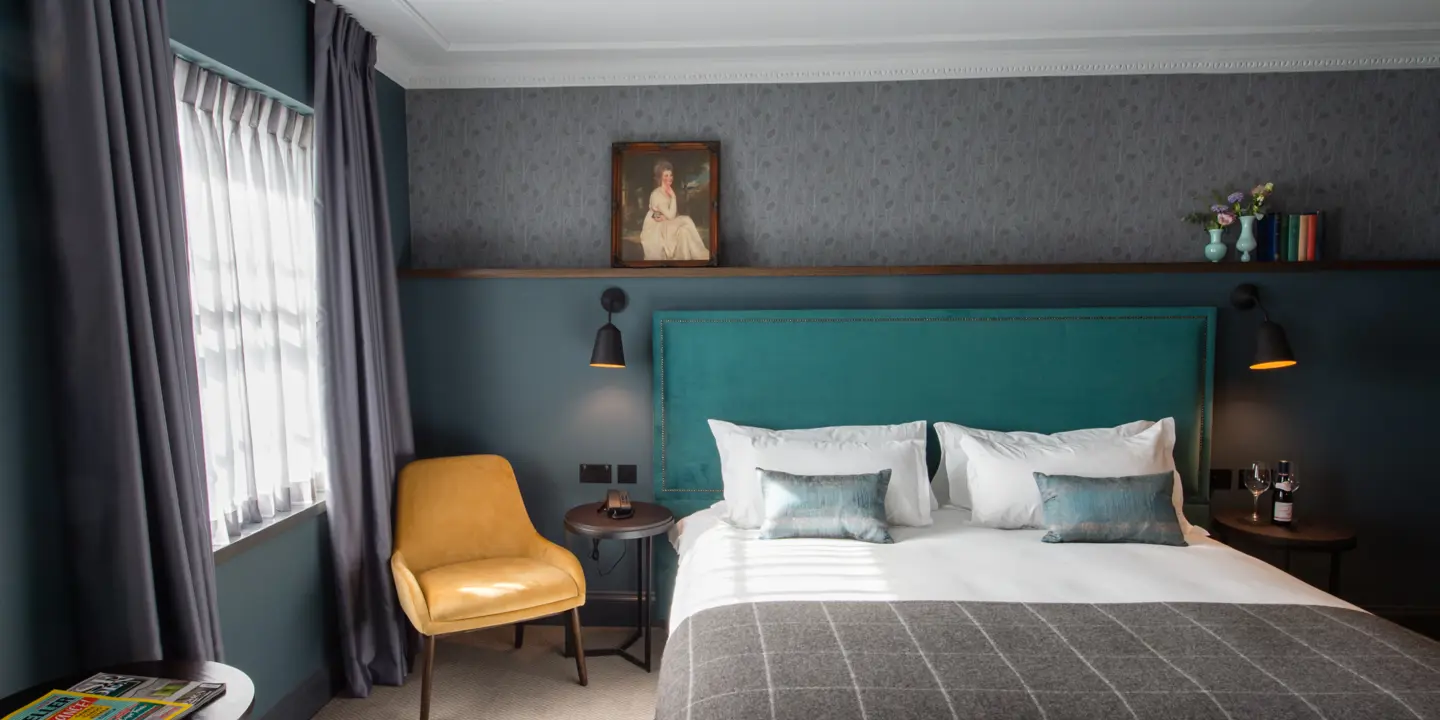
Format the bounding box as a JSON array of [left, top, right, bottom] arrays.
[[667, 503, 1356, 631]]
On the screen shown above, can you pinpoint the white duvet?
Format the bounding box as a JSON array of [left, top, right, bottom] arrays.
[[667, 504, 1356, 631]]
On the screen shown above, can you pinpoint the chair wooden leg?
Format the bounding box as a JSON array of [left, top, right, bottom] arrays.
[[568, 608, 588, 687], [419, 634, 436, 720], [514, 622, 524, 649]]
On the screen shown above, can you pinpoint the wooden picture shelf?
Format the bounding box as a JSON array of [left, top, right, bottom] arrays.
[[400, 260, 1440, 280]]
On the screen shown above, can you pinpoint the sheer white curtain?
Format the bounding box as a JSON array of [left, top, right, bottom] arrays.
[[173, 59, 328, 544]]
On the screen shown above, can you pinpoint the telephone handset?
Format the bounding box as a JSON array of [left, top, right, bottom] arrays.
[[600, 489, 633, 520]]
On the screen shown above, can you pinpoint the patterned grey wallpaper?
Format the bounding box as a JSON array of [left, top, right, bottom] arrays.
[[406, 71, 1440, 268]]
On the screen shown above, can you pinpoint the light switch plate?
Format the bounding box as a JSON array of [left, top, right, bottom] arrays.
[[580, 464, 612, 484], [1209, 468, 1233, 493]]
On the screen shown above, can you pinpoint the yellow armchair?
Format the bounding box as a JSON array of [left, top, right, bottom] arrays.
[[393, 455, 588, 719]]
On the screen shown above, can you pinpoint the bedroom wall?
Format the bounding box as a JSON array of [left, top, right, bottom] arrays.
[[404, 70, 1440, 268], [400, 269, 1440, 618], [396, 68, 1440, 620]]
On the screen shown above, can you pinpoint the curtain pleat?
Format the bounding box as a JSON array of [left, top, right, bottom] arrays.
[[172, 59, 327, 543], [314, 0, 417, 697], [32, 0, 223, 665]]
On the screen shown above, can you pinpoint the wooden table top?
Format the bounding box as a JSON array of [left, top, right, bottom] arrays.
[[1211, 506, 1357, 551], [564, 501, 674, 540], [0, 660, 255, 720]]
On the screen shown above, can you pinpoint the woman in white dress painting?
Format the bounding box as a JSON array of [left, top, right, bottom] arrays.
[[639, 160, 709, 261]]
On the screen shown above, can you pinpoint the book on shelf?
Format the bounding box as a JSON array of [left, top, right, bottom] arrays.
[[1266, 212, 1325, 262], [1296, 213, 1307, 262]]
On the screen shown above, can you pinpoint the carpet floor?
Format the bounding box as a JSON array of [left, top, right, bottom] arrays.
[[314, 626, 667, 720]]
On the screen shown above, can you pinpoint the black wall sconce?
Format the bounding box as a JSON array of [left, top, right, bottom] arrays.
[[589, 288, 627, 368], [1230, 283, 1296, 370]]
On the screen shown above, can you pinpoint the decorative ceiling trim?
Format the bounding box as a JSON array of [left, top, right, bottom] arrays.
[[374, 38, 419, 85], [387, 0, 452, 50], [397, 43, 1440, 89]]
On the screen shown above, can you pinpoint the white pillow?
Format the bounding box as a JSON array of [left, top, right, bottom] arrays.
[[749, 436, 932, 527], [708, 419, 925, 528], [961, 419, 1178, 529], [934, 419, 1152, 510]]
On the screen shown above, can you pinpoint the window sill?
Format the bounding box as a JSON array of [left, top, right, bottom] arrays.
[[213, 500, 327, 564]]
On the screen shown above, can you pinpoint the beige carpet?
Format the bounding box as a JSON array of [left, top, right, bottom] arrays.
[[314, 626, 666, 720]]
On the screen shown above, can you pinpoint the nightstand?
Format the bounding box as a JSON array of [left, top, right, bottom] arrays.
[[1211, 506, 1357, 594], [563, 501, 675, 672]]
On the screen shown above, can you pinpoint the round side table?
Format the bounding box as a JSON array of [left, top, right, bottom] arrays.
[[1211, 506, 1357, 594], [564, 501, 675, 672], [0, 661, 255, 719]]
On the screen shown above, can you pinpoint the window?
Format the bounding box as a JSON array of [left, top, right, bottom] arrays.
[[172, 58, 328, 547]]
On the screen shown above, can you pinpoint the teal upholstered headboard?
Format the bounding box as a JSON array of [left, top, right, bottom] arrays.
[[652, 308, 1216, 522]]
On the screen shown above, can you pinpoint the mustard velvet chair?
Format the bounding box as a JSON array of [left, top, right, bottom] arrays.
[[392, 455, 588, 720]]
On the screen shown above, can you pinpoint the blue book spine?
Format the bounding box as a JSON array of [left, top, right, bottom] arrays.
[[1259, 215, 1276, 262], [1270, 215, 1284, 262]]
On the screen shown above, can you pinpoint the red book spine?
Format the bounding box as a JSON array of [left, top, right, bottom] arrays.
[[1305, 214, 1317, 261]]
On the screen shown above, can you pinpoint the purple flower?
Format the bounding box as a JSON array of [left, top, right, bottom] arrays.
[[1211, 204, 1228, 214], [1226, 191, 1245, 204]]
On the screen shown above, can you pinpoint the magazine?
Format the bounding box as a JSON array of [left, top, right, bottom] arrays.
[[1, 690, 189, 720], [66, 675, 225, 718]]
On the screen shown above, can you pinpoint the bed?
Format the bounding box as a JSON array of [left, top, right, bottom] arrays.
[[648, 309, 1440, 720]]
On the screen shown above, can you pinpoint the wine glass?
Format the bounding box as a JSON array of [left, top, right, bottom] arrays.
[[1242, 462, 1272, 524]]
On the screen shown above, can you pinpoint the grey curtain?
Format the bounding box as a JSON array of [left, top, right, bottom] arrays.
[[314, 0, 417, 696], [31, 0, 223, 665]]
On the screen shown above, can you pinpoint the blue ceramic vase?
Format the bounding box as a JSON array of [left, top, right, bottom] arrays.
[[1204, 228, 1227, 262], [1236, 215, 1258, 262]]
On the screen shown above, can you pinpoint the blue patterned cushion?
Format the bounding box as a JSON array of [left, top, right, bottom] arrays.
[[1033, 472, 1187, 546], [757, 468, 893, 543]]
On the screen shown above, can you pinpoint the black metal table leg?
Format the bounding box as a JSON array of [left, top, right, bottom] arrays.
[[1328, 551, 1342, 595], [576, 536, 654, 671]]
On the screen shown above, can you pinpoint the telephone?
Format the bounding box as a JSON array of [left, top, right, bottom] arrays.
[[599, 489, 633, 520]]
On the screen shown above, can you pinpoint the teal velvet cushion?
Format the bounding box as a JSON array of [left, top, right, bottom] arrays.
[[1034, 472, 1187, 546], [758, 468, 894, 543]]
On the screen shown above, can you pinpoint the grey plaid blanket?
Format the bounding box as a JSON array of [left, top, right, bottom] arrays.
[[656, 601, 1440, 720]]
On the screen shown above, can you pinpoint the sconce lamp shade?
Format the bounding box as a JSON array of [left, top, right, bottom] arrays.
[[589, 323, 625, 368], [1251, 321, 1296, 370], [589, 287, 628, 368], [1230, 283, 1296, 371]]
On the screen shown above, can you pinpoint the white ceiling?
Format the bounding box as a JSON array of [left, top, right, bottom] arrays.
[[341, 0, 1440, 88]]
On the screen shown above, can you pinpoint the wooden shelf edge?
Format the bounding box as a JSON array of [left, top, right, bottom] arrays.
[[400, 260, 1440, 279]]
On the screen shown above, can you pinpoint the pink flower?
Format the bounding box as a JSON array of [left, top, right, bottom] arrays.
[[1217, 212, 1236, 227], [1251, 184, 1267, 196]]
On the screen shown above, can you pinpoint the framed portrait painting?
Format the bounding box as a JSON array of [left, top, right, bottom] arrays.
[[611, 141, 719, 268]]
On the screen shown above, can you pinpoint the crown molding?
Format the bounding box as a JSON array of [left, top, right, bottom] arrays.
[[398, 40, 1440, 89], [374, 38, 420, 86]]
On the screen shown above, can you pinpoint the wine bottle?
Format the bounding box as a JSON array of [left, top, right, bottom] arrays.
[[1272, 460, 1294, 526]]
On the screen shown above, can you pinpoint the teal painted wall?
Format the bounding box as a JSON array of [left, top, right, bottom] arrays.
[[167, 0, 311, 106], [401, 270, 1440, 614], [215, 513, 333, 718], [377, 72, 411, 265], [0, 0, 76, 697]]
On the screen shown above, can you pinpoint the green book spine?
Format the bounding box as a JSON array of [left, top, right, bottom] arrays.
[[1296, 214, 1307, 263], [1312, 211, 1323, 261], [1278, 214, 1290, 263]]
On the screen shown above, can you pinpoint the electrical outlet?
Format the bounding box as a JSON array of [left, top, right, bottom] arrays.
[[617, 464, 638, 484], [1210, 468, 1233, 493], [580, 464, 612, 484]]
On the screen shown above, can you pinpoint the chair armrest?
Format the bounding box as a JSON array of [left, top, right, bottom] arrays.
[[528, 536, 587, 600], [391, 550, 433, 634]]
